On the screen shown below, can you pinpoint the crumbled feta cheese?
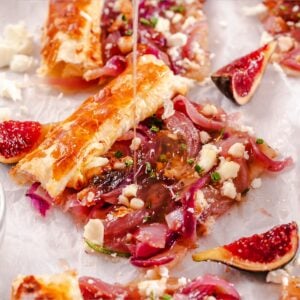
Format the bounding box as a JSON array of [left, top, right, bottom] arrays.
[[266, 269, 289, 284], [145, 269, 157, 279], [159, 266, 169, 278], [113, 0, 122, 12], [199, 131, 211, 144], [114, 162, 126, 170], [216, 159, 240, 182], [155, 17, 170, 33], [87, 192, 95, 203], [178, 277, 187, 286], [228, 143, 245, 158], [168, 47, 180, 60], [251, 178, 262, 189], [201, 104, 218, 116], [9, 54, 34, 73], [122, 184, 138, 198], [0, 107, 11, 121], [197, 144, 218, 172], [240, 125, 255, 135], [138, 278, 167, 298], [172, 13, 183, 24], [3, 22, 34, 55], [182, 16, 196, 30], [85, 157, 109, 170], [168, 32, 188, 47], [243, 4, 267, 16], [130, 137, 142, 151], [195, 190, 209, 211], [80, 10, 92, 22], [219, 21, 228, 28], [162, 97, 175, 119], [130, 197, 144, 210], [260, 31, 274, 46], [278, 36, 294, 53], [292, 5, 300, 13], [0, 75, 22, 101], [118, 194, 129, 207], [83, 219, 104, 246], [165, 10, 175, 19], [244, 151, 249, 160], [117, 36, 133, 54], [221, 180, 237, 199], [0, 43, 15, 67]]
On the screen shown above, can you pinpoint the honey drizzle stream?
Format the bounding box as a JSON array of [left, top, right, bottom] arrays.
[[132, 0, 139, 183]]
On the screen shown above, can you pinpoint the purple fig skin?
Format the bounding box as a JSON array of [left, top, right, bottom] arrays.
[[211, 75, 235, 102]]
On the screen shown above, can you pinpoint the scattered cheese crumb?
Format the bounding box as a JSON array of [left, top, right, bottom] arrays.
[[122, 184, 138, 198], [130, 137, 142, 151], [172, 13, 183, 24], [243, 4, 267, 16], [266, 269, 289, 284], [9, 54, 34, 73], [114, 161, 126, 170], [251, 178, 262, 189], [221, 180, 237, 199], [216, 159, 240, 182], [168, 33, 188, 47], [130, 197, 144, 210], [117, 36, 133, 54], [83, 219, 104, 246], [244, 151, 249, 160], [195, 190, 209, 211], [138, 278, 167, 298], [199, 131, 211, 144], [155, 17, 170, 33], [182, 16, 196, 30], [159, 266, 169, 278], [197, 144, 218, 172], [0, 74, 22, 101], [0, 44, 15, 67], [228, 142, 245, 158], [277, 36, 294, 53], [118, 194, 129, 207], [260, 31, 274, 46], [201, 104, 218, 116], [178, 277, 187, 286]]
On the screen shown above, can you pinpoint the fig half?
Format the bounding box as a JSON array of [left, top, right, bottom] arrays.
[[211, 41, 277, 105], [193, 222, 299, 272]]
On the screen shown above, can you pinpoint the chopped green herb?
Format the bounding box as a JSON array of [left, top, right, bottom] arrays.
[[149, 170, 156, 178], [211, 171, 221, 182], [194, 164, 203, 174], [150, 125, 160, 133], [150, 16, 158, 27], [121, 14, 127, 21], [125, 159, 134, 167], [140, 17, 151, 26], [85, 239, 131, 258], [256, 138, 264, 144], [140, 17, 158, 28], [162, 294, 173, 300], [187, 158, 194, 165], [170, 5, 185, 13], [114, 150, 123, 158], [145, 162, 152, 173], [143, 215, 151, 223], [180, 143, 187, 151], [216, 128, 225, 142], [124, 29, 133, 36], [159, 154, 168, 162]]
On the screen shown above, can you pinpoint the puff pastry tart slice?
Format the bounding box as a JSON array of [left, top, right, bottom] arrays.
[[12, 55, 187, 198]]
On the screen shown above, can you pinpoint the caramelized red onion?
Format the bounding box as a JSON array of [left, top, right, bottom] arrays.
[[249, 139, 293, 172], [173, 95, 226, 131], [26, 183, 52, 217]]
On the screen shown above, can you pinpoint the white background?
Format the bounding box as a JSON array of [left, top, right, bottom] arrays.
[[0, 0, 300, 299]]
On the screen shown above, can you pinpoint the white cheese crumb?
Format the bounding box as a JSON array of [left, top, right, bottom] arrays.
[[117, 36, 133, 54], [201, 104, 218, 116], [293, 5, 300, 13], [145, 269, 157, 279], [199, 131, 211, 144], [0, 75, 22, 101], [165, 10, 174, 19], [0, 43, 15, 67], [277, 36, 294, 53], [182, 16, 196, 30], [122, 184, 138, 198], [113, 161, 126, 170], [130, 197, 144, 210], [168, 32, 188, 47], [228, 143, 245, 158], [197, 144, 218, 172], [178, 277, 187, 286], [266, 269, 289, 284], [0, 107, 11, 121], [138, 278, 167, 298], [159, 266, 169, 278], [221, 180, 237, 199], [251, 178, 262, 189], [195, 190, 209, 211], [9, 54, 34, 73], [216, 159, 240, 182], [219, 21, 228, 28], [162, 97, 175, 119], [83, 219, 104, 246], [172, 13, 183, 24], [244, 151, 249, 160], [80, 10, 92, 22], [130, 137, 142, 151], [243, 4, 267, 16], [155, 17, 170, 33], [118, 194, 129, 207], [260, 31, 274, 46]]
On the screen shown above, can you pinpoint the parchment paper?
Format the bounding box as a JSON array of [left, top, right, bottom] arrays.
[[0, 0, 299, 299]]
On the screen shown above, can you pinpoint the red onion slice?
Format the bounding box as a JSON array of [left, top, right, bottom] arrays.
[[130, 254, 175, 268], [249, 139, 293, 172], [174, 96, 225, 131], [26, 183, 52, 217]]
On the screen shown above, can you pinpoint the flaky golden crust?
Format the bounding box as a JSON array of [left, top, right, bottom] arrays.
[[40, 0, 103, 79], [12, 55, 187, 197]]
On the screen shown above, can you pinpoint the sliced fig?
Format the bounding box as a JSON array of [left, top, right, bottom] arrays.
[[0, 120, 51, 164], [211, 41, 277, 105], [193, 222, 298, 272]]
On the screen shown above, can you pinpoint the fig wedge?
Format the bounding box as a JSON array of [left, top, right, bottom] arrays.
[[193, 222, 299, 272], [211, 41, 277, 105], [0, 120, 51, 164]]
